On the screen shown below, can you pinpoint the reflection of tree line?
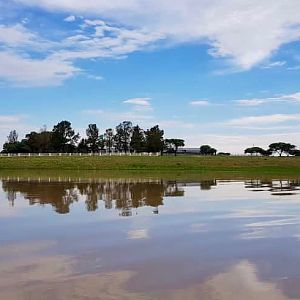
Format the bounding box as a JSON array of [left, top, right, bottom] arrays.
[[244, 179, 300, 195], [1, 179, 195, 215]]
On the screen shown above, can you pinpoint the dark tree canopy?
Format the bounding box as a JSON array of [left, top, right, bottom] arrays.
[[165, 139, 185, 156], [200, 145, 217, 155], [269, 142, 296, 156], [130, 125, 145, 153], [145, 125, 164, 153], [114, 121, 132, 153], [86, 124, 99, 152], [51, 121, 79, 153]]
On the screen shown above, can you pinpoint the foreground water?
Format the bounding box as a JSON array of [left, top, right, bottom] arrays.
[[1, 174, 300, 299]]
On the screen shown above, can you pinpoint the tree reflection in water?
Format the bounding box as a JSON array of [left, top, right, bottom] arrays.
[[2, 177, 300, 215], [1, 179, 186, 215]]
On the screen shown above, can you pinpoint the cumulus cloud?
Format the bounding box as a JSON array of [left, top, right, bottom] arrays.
[[17, 0, 300, 69]]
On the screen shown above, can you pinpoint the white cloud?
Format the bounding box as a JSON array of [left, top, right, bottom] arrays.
[[0, 20, 163, 86], [17, 0, 300, 69], [87, 74, 103, 80], [0, 115, 26, 123], [64, 15, 76, 22], [0, 52, 79, 87], [190, 100, 210, 106], [227, 114, 300, 126], [123, 98, 151, 106], [235, 92, 300, 106], [235, 99, 269, 106], [0, 24, 35, 46], [261, 60, 286, 69]]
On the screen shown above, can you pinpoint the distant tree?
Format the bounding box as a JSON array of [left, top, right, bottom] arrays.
[[268, 142, 296, 156], [165, 139, 185, 156], [218, 152, 231, 156], [130, 125, 145, 153], [200, 145, 217, 155], [290, 149, 300, 156], [114, 121, 132, 153], [77, 138, 89, 153], [86, 124, 99, 152], [50, 121, 79, 153], [98, 134, 106, 151], [2, 130, 30, 153], [145, 125, 164, 153], [25, 131, 52, 153], [244, 146, 266, 156], [7, 130, 18, 144], [104, 128, 114, 153]]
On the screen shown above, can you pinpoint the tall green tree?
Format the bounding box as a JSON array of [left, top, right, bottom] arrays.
[[268, 142, 296, 156], [86, 123, 99, 152], [104, 128, 114, 153], [145, 125, 164, 153], [114, 121, 132, 153], [130, 125, 145, 153], [165, 139, 185, 156], [50, 121, 79, 153]]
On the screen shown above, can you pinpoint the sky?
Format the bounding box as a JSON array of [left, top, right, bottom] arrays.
[[1, 0, 300, 153]]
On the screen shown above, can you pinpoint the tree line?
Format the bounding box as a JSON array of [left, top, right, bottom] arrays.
[[2, 120, 299, 156], [244, 143, 300, 156], [2, 120, 185, 155]]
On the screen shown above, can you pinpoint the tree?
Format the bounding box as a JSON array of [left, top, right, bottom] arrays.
[[164, 139, 185, 156], [98, 134, 106, 151], [77, 138, 89, 153], [244, 146, 266, 156], [218, 152, 231, 156], [86, 124, 99, 152], [114, 121, 132, 153], [25, 131, 52, 153], [130, 125, 145, 153], [268, 142, 296, 156], [200, 145, 217, 155], [50, 121, 79, 153], [145, 125, 164, 153], [104, 128, 114, 153], [2, 130, 31, 153], [7, 130, 18, 144]]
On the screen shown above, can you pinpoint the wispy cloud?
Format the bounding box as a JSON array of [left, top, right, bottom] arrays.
[[64, 15, 76, 22], [123, 98, 151, 106], [10, 0, 300, 74], [261, 60, 286, 69], [190, 100, 210, 106], [227, 114, 300, 126], [0, 20, 163, 86], [235, 92, 300, 106]]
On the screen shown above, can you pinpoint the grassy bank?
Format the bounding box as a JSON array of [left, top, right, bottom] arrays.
[[1, 155, 300, 175]]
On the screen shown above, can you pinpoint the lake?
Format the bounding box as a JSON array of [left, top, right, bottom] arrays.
[[1, 173, 300, 299]]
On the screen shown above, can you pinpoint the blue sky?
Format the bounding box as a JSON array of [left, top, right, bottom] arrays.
[[1, 0, 300, 153]]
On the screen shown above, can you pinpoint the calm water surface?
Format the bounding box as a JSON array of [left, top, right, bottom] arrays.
[[1, 174, 300, 299]]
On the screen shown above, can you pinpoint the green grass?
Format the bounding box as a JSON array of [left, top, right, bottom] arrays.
[[1, 155, 300, 175]]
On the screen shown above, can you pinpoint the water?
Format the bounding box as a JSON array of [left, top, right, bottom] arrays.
[[1, 174, 300, 299]]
